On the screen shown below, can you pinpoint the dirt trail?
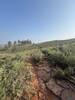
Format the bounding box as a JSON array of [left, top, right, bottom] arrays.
[[21, 59, 75, 100], [31, 62, 60, 100]]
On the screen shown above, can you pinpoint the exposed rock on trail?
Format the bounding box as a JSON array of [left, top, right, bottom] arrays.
[[31, 61, 61, 100], [46, 79, 63, 97], [31, 60, 75, 100]]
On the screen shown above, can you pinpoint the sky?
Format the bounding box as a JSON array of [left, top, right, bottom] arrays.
[[0, 0, 75, 43]]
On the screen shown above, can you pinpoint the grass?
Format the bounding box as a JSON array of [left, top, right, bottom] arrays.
[[0, 51, 35, 100]]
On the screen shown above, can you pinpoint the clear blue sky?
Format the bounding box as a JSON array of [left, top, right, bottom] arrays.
[[0, 0, 75, 43]]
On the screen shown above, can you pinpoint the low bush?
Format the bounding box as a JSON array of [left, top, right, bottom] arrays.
[[67, 56, 75, 68], [30, 54, 41, 65], [54, 69, 66, 80], [42, 50, 68, 69], [0, 57, 33, 100]]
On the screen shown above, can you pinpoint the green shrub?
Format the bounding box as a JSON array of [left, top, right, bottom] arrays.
[[54, 66, 74, 80], [42, 50, 68, 69], [67, 56, 75, 67], [41, 49, 50, 57], [54, 69, 66, 79], [30, 54, 41, 65]]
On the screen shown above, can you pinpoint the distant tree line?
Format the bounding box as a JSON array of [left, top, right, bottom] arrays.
[[7, 39, 32, 47]]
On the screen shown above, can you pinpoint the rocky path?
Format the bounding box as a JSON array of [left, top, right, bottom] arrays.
[[20, 60, 75, 100], [31, 60, 75, 100], [31, 61, 60, 100]]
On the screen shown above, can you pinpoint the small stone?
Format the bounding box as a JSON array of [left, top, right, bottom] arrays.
[[46, 79, 63, 96]]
